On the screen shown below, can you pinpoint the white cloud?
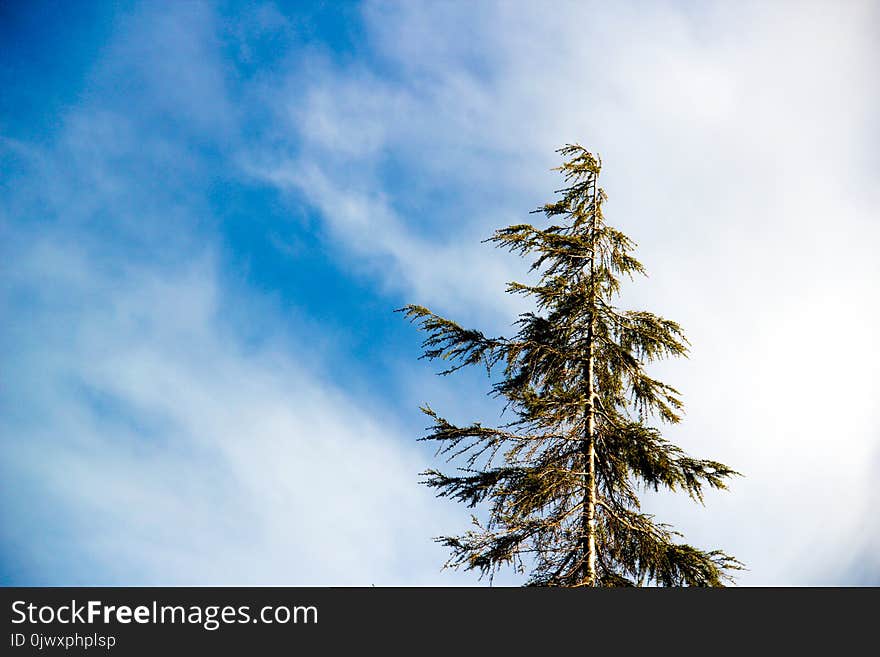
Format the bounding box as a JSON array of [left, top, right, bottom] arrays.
[[3, 0, 877, 586], [0, 1, 482, 584], [1, 236, 474, 585], [251, 0, 880, 584], [251, 158, 528, 324]]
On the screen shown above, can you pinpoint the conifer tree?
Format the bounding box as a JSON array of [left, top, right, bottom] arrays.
[[401, 145, 742, 586]]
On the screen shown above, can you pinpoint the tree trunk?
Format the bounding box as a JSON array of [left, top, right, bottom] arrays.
[[583, 177, 598, 586], [583, 347, 596, 585]]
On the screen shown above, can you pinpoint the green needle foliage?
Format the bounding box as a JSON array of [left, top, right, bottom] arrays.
[[400, 145, 742, 587]]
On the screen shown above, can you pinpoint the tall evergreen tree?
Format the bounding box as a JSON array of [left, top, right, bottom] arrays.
[[401, 145, 742, 586]]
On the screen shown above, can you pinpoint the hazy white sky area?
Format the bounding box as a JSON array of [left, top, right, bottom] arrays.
[[259, 0, 880, 584], [2, 0, 878, 585]]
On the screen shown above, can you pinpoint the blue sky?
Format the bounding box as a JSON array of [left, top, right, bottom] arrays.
[[1, 0, 878, 585]]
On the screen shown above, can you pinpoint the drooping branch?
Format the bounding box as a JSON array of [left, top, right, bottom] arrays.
[[397, 304, 507, 374]]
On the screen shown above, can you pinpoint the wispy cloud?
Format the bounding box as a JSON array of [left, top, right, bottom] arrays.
[[0, 2, 473, 586], [2, 0, 877, 586], [249, 0, 880, 583], [1, 235, 465, 584]]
